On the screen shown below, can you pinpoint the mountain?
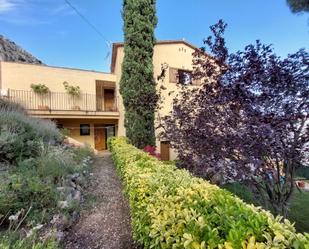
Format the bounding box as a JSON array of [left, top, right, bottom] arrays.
[[0, 35, 43, 64]]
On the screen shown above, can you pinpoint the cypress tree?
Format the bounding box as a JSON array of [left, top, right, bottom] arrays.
[[120, 0, 158, 148]]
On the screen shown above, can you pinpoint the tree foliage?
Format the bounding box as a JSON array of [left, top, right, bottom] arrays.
[[120, 0, 158, 148], [287, 0, 309, 13], [161, 20, 309, 216]]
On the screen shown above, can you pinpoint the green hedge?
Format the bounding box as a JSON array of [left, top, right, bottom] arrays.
[[296, 166, 309, 179], [108, 137, 309, 249]]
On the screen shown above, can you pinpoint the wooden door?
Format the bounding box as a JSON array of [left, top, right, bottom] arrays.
[[94, 125, 106, 150], [160, 141, 170, 161], [104, 89, 115, 111]]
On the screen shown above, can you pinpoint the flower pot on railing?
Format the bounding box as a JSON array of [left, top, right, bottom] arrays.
[[63, 82, 81, 111], [38, 105, 50, 111], [30, 84, 50, 111], [71, 105, 81, 111]]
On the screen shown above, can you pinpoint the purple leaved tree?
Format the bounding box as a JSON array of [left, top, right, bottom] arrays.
[[161, 20, 309, 216]]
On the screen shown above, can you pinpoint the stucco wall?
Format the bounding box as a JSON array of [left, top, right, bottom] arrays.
[[0, 61, 116, 94], [55, 118, 118, 148], [114, 42, 198, 160], [113, 46, 126, 137]]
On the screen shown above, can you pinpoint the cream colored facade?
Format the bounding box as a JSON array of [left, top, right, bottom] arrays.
[[0, 40, 200, 159]]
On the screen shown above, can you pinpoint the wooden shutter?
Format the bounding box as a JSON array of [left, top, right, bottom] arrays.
[[169, 68, 179, 83], [102, 81, 115, 89]]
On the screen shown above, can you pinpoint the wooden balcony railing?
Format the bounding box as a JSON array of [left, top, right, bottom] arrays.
[[6, 89, 118, 113]]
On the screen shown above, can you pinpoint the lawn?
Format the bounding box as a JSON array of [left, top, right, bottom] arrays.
[[289, 190, 309, 233], [224, 182, 309, 233]]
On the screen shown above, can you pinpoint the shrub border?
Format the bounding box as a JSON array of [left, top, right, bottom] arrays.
[[109, 137, 309, 249]]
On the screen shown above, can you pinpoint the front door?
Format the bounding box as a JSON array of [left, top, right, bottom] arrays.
[[160, 141, 170, 161], [94, 125, 106, 150]]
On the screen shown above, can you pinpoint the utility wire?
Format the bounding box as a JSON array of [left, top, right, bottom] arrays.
[[64, 0, 111, 49]]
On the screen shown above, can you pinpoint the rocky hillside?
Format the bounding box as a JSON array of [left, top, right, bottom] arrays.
[[0, 35, 43, 64]]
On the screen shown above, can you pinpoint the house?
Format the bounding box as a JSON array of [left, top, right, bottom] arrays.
[[0, 40, 201, 160]]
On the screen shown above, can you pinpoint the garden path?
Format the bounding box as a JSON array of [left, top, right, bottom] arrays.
[[64, 152, 138, 249]]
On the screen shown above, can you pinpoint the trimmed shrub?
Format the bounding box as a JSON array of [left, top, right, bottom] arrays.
[[109, 137, 309, 249]]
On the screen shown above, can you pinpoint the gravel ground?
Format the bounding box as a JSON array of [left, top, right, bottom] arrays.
[[64, 152, 140, 249]]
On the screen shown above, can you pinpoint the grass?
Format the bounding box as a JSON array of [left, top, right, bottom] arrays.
[[224, 182, 309, 233], [288, 190, 309, 233]]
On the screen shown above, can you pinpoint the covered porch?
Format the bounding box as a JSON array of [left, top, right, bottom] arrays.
[[55, 118, 118, 151]]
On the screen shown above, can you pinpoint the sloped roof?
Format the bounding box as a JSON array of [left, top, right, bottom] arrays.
[[110, 40, 200, 73]]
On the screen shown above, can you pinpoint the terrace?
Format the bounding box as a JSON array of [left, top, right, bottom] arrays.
[[5, 89, 120, 118]]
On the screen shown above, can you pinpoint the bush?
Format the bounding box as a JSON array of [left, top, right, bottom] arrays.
[[109, 137, 309, 249], [33, 146, 76, 182], [0, 98, 26, 114], [0, 161, 59, 223], [296, 166, 309, 179], [223, 182, 260, 207], [0, 144, 92, 225], [71, 145, 94, 165], [0, 99, 92, 246], [0, 99, 62, 164], [0, 232, 58, 249]]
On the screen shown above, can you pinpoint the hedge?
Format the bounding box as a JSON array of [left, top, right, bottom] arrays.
[[296, 166, 309, 179], [108, 137, 309, 249]]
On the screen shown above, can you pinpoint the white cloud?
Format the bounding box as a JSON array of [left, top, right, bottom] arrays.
[[0, 15, 50, 25], [0, 1, 75, 26], [0, 0, 17, 12], [51, 4, 74, 16], [0, 0, 52, 25]]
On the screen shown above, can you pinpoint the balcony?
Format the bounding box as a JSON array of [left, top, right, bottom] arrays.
[[5, 89, 119, 118]]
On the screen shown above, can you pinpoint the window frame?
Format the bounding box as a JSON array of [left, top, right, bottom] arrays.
[[80, 124, 91, 136], [169, 67, 201, 86]]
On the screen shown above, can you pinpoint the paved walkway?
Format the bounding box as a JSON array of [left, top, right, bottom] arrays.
[[64, 153, 138, 249]]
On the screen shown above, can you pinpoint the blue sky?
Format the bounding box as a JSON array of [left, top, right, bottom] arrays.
[[0, 0, 308, 72]]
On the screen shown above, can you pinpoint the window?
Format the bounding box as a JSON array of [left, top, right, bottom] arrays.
[[80, 124, 90, 136], [178, 69, 193, 85], [56, 123, 64, 129], [169, 68, 201, 85]]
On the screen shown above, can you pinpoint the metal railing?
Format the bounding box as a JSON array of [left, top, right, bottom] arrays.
[[6, 89, 118, 113]]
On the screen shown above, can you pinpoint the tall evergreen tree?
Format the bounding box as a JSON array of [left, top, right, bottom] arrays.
[[120, 0, 158, 148], [287, 0, 309, 13]]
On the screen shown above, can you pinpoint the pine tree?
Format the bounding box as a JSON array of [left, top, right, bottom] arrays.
[[120, 0, 158, 148]]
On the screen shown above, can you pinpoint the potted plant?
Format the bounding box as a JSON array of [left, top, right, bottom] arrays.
[[30, 83, 50, 110], [63, 81, 81, 110]]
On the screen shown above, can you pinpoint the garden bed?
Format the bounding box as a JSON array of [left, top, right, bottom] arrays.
[[0, 98, 94, 248]]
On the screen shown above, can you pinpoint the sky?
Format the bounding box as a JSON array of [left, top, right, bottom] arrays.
[[0, 0, 308, 72]]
